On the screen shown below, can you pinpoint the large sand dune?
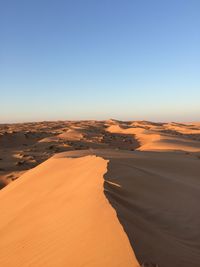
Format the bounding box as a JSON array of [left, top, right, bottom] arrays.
[[0, 120, 200, 266], [55, 149, 200, 267], [0, 153, 139, 267]]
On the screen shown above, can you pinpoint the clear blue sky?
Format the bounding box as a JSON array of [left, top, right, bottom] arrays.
[[1, 0, 200, 123]]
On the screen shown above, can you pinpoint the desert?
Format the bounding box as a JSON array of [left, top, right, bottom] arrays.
[[1, 1, 200, 266], [0, 120, 200, 267]]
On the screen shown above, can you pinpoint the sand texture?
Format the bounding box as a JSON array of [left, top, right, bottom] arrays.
[[0, 120, 200, 266], [0, 154, 139, 267]]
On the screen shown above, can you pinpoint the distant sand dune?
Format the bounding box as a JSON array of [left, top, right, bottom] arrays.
[[106, 124, 200, 152], [1, 120, 200, 186]]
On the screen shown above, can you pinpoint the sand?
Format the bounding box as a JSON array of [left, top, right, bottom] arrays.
[[1, 120, 200, 187], [55, 149, 200, 267], [107, 123, 200, 152], [0, 120, 200, 267], [0, 154, 139, 267]]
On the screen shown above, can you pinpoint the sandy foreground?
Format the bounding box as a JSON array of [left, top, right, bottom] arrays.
[[0, 120, 200, 266], [0, 154, 139, 267]]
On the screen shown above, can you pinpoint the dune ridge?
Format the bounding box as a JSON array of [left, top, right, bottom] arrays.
[[55, 149, 200, 267], [0, 120, 200, 266], [1, 120, 200, 187], [106, 124, 200, 152], [0, 154, 139, 267]]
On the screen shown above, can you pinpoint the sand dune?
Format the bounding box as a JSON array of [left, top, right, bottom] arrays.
[[0, 120, 200, 266], [0, 154, 139, 267], [103, 150, 200, 267], [1, 119, 200, 189], [55, 149, 200, 267], [39, 129, 84, 143], [106, 123, 200, 152]]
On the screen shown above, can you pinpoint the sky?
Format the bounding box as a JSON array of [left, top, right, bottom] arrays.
[[1, 0, 200, 123]]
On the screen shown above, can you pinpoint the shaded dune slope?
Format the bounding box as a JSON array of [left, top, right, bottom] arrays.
[[103, 150, 200, 267], [56, 149, 200, 267], [0, 154, 139, 267], [1, 147, 200, 267]]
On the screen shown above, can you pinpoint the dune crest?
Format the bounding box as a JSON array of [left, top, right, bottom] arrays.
[[54, 149, 200, 267], [1, 120, 200, 185], [106, 123, 200, 152], [0, 155, 139, 267]]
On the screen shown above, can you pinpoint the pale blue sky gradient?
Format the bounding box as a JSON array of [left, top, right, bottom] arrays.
[[1, 0, 200, 122]]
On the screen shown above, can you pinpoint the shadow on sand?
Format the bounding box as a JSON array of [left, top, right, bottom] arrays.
[[103, 151, 200, 267]]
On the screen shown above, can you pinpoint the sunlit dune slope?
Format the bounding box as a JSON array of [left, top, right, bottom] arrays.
[[0, 154, 139, 267], [107, 124, 200, 152], [1, 120, 200, 186]]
